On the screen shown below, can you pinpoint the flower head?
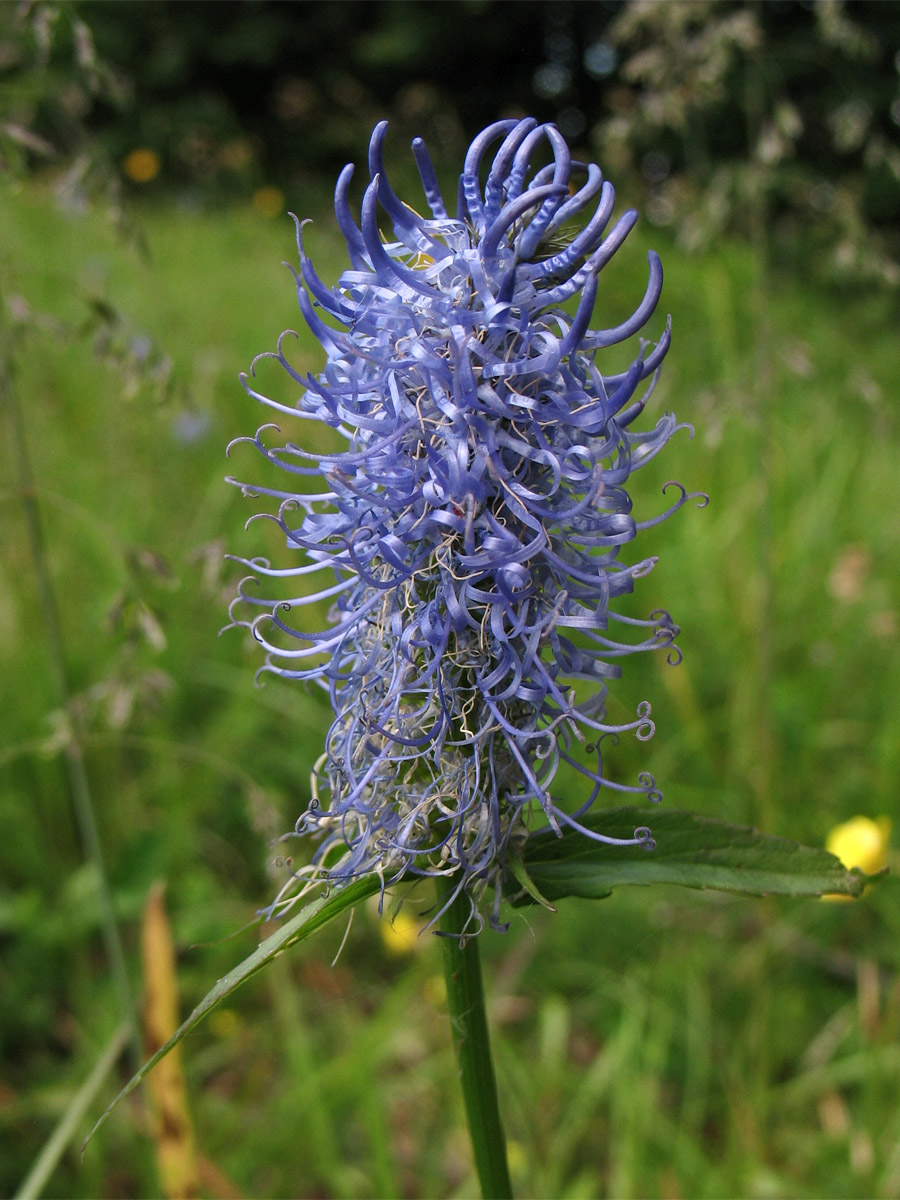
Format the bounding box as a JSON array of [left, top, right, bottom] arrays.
[[227, 118, 703, 931], [823, 815, 891, 901]]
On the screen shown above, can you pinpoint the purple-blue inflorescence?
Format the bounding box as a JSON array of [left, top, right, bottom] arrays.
[[226, 118, 704, 931]]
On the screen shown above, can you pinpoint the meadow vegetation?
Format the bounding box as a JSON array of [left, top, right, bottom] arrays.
[[2, 176, 899, 1198]]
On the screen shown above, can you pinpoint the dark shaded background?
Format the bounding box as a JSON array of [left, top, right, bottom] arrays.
[[32, 0, 895, 284], [48, 5, 879, 181]]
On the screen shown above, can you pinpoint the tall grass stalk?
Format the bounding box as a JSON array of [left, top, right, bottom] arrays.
[[0, 296, 138, 1062], [741, 40, 778, 835], [13, 1022, 133, 1200], [744, 44, 779, 1100], [267, 956, 344, 1189]]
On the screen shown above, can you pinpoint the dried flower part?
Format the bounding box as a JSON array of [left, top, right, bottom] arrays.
[[227, 118, 703, 930]]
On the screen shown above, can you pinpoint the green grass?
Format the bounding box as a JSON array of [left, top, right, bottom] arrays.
[[1, 180, 899, 1199]]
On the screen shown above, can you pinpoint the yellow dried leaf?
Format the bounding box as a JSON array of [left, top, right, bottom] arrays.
[[141, 883, 202, 1199]]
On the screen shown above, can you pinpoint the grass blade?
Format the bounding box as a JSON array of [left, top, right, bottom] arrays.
[[83, 874, 381, 1149], [15, 1023, 132, 1200]]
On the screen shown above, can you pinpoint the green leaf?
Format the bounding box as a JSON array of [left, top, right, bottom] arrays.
[[83, 874, 381, 1149], [517, 807, 878, 904], [507, 853, 558, 911]]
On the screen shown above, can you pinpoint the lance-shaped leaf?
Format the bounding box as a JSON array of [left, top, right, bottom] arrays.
[[84, 874, 380, 1149], [516, 807, 879, 903]]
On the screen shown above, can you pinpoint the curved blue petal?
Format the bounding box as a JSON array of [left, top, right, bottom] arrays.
[[227, 116, 701, 933]]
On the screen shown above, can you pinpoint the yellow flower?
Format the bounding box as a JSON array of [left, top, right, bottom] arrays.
[[251, 186, 284, 219], [824, 816, 891, 900], [378, 906, 423, 956], [122, 148, 161, 184]]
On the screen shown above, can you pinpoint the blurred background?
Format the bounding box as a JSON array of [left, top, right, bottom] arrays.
[[2, 1, 899, 1197]]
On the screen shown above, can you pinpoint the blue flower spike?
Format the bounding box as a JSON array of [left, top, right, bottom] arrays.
[[226, 119, 705, 934]]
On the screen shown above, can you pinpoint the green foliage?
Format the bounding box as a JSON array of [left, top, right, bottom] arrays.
[[82, 811, 873, 1167], [84, 876, 382, 1152], [0, 1, 129, 208], [1, 178, 898, 1199], [517, 808, 875, 902], [592, 0, 900, 286], [5, 0, 881, 292]]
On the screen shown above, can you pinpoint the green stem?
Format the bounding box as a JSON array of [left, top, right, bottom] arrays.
[[14, 1022, 132, 1200], [438, 878, 513, 1200], [0, 297, 138, 1065]]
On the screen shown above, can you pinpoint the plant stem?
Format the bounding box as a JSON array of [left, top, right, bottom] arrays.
[[438, 879, 512, 1200], [0, 298, 138, 1065], [14, 1021, 133, 1200]]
